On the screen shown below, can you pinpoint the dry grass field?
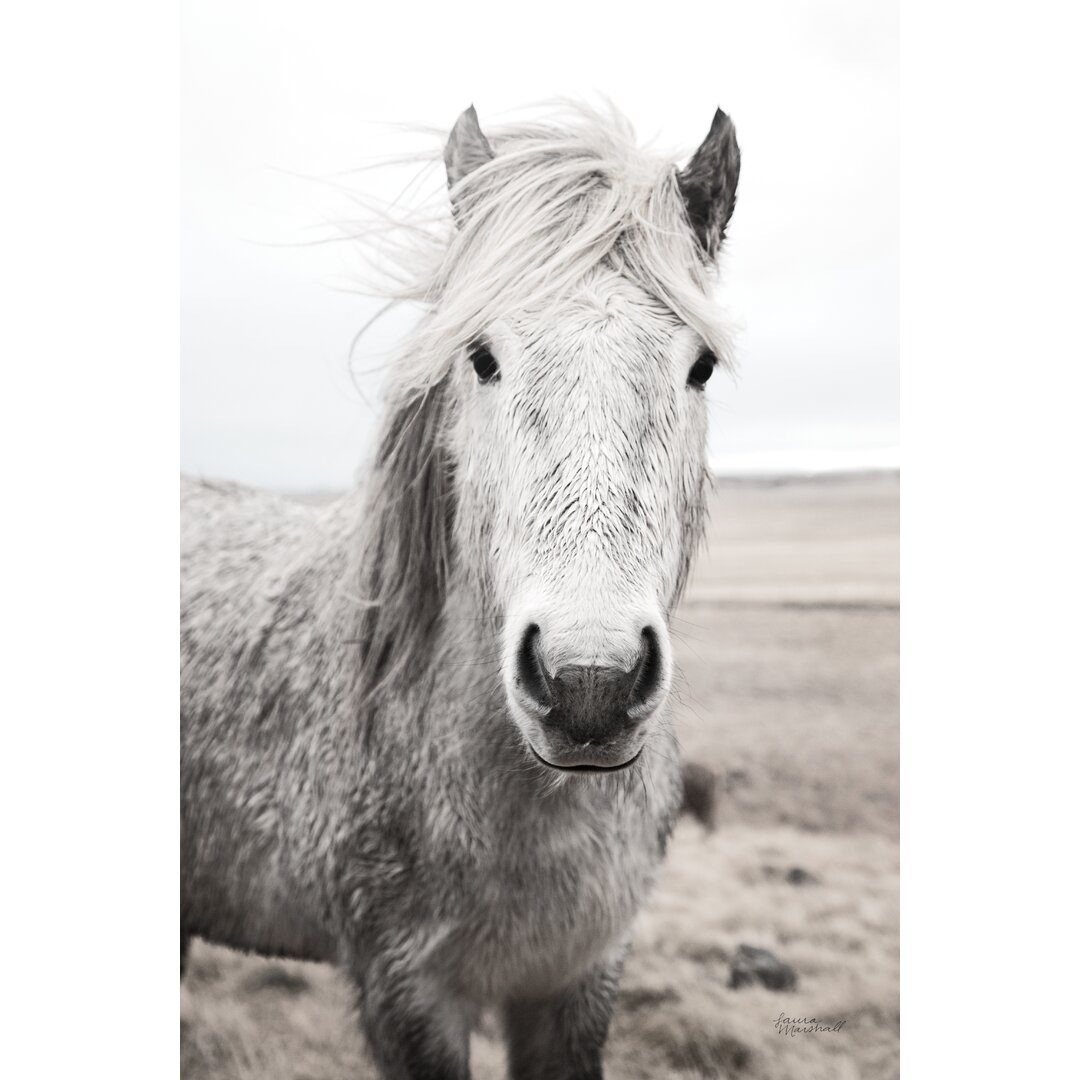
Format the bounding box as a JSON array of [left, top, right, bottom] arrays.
[[181, 473, 899, 1080]]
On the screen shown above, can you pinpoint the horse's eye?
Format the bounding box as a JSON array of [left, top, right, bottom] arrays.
[[469, 342, 500, 385], [687, 349, 717, 390]]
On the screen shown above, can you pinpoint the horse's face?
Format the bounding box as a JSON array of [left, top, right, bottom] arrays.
[[451, 270, 715, 772]]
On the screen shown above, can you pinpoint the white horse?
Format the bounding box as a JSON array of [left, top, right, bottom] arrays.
[[181, 101, 740, 1079]]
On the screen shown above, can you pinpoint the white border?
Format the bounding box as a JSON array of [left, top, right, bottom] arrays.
[[2, 1, 179, 1074], [903, 1, 1077, 1076]]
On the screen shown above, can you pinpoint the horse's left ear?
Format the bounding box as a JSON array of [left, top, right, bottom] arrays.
[[677, 108, 741, 258], [444, 105, 494, 209]]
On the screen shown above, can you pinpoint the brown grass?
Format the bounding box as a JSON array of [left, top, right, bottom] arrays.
[[181, 474, 899, 1079]]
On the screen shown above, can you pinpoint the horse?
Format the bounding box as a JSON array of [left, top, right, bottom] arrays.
[[180, 100, 740, 1080]]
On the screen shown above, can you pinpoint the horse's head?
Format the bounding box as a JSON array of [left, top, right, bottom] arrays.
[[360, 104, 740, 774]]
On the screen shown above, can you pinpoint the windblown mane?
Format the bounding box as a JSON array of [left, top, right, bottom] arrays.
[[350, 101, 731, 700]]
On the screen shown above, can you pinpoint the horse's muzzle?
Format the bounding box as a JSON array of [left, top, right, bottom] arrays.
[[513, 623, 666, 769]]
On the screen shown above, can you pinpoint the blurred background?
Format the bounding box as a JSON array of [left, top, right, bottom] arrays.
[[181, 3, 898, 1078], [182, 0, 897, 491]]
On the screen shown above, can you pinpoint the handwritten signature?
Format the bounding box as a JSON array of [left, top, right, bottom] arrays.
[[774, 1011, 847, 1037]]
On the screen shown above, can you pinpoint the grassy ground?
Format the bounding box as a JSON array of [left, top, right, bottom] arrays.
[[181, 473, 899, 1079]]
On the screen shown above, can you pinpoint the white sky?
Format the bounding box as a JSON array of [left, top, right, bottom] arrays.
[[182, 0, 897, 489]]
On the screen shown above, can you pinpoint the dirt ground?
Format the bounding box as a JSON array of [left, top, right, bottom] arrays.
[[181, 473, 899, 1080]]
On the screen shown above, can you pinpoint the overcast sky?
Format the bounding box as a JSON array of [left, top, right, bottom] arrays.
[[182, 0, 897, 490]]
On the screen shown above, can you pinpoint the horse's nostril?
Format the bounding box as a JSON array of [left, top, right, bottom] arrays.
[[629, 626, 664, 712], [516, 624, 554, 712]]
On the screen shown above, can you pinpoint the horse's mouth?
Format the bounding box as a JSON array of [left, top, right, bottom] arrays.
[[527, 744, 644, 774]]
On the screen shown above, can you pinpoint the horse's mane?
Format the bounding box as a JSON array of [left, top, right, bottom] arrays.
[[349, 101, 731, 700]]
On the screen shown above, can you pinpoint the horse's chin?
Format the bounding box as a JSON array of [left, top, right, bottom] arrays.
[[527, 743, 644, 774]]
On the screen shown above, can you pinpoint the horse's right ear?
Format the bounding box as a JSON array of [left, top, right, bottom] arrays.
[[444, 105, 494, 214], [677, 108, 741, 259]]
